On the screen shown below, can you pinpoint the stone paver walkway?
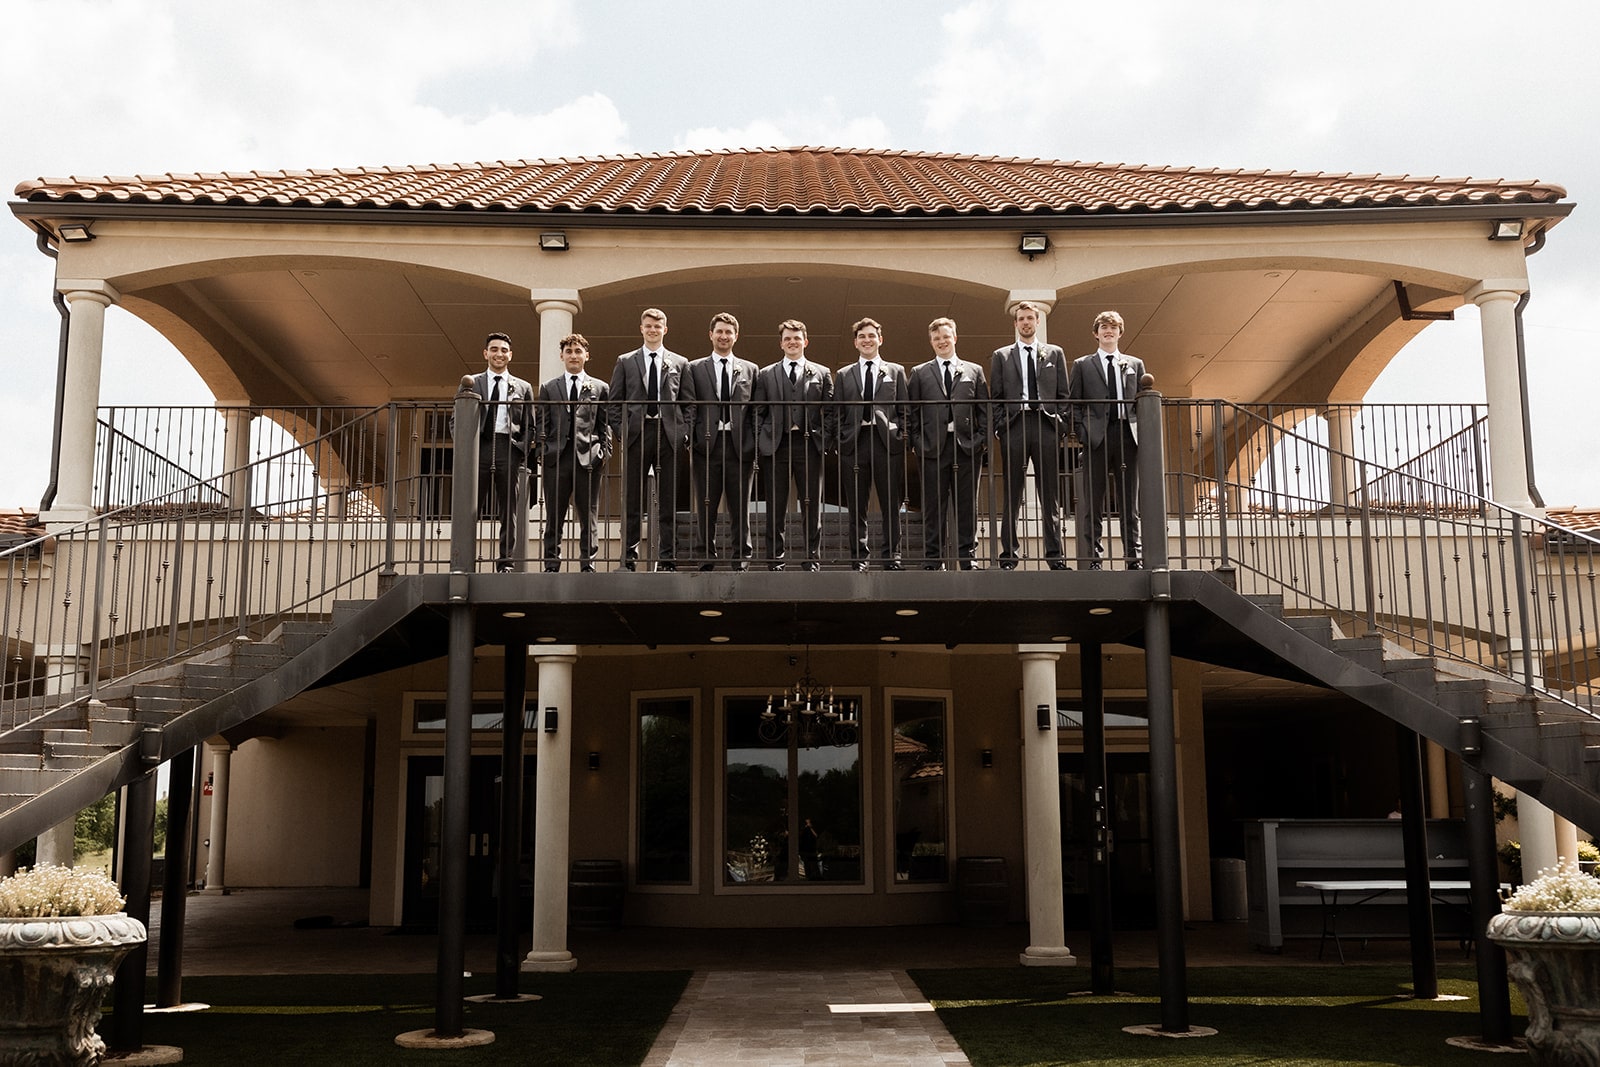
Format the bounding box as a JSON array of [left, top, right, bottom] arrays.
[[642, 969, 968, 1066]]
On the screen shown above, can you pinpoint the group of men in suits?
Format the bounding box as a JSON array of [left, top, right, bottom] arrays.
[[462, 303, 1145, 572]]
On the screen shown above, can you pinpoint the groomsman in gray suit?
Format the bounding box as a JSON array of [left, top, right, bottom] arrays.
[[908, 317, 989, 569], [1068, 310, 1146, 569], [464, 331, 535, 572], [687, 313, 759, 570], [834, 317, 909, 570], [752, 320, 834, 570], [608, 308, 692, 570], [537, 334, 611, 572], [990, 302, 1070, 569]]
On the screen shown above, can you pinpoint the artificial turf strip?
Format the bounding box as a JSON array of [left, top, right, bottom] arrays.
[[909, 964, 1528, 1067], [103, 971, 691, 1066]]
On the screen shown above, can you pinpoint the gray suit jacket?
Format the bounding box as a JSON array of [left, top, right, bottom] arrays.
[[468, 369, 535, 454], [989, 342, 1069, 431], [1067, 350, 1147, 447], [752, 359, 834, 456], [686, 353, 759, 460], [907, 357, 990, 455], [834, 360, 908, 453], [608, 347, 692, 447], [536, 374, 611, 468]]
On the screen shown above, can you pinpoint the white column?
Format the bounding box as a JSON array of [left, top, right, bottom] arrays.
[[533, 292, 583, 388], [1017, 645, 1075, 966], [203, 743, 233, 893], [1554, 814, 1580, 866], [34, 643, 92, 866], [1518, 791, 1560, 881], [44, 281, 120, 523], [524, 646, 578, 972], [1468, 284, 1534, 510], [222, 407, 254, 513], [1324, 404, 1359, 510]]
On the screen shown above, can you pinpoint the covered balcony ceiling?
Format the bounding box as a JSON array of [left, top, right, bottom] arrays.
[[138, 262, 1416, 409]]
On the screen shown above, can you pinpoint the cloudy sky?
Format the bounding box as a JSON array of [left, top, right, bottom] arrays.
[[1, 0, 1595, 506]]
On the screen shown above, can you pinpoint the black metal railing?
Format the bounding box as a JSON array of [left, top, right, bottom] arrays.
[[5, 394, 1593, 730]]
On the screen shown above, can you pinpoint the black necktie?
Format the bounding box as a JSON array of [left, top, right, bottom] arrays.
[[486, 376, 502, 433], [1024, 347, 1037, 408], [720, 358, 732, 423], [788, 362, 797, 386], [863, 362, 875, 403], [646, 353, 659, 415], [569, 375, 579, 404], [942, 360, 953, 395], [1106, 355, 1119, 418]]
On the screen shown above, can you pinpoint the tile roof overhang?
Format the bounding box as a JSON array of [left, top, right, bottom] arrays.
[[10, 147, 1572, 234]]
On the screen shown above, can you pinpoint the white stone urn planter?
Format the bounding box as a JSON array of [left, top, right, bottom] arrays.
[[0, 866, 146, 1066], [1487, 861, 1600, 1067]]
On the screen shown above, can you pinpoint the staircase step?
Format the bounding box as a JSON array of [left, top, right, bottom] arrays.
[[1285, 615, 1335, 643], [41, 750, 102, 771], [1245, 594, 1285, 616], [330, 601, 371, 626], [40, 728, 91, 746], [0, 767, 70, 794], [0, 753, 42, 771], [1331, 636, 1385, 671]]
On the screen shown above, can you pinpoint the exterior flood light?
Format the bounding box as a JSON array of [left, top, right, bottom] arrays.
[[1019, 233, 1049, 259], [58, 223, 94, 242], [538, 231, 570, 251], [1488, 219, 1524, 241]]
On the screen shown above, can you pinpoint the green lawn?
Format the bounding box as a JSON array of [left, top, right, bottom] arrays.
[[106, 971, 690, 1066], [909, 965, 1526, 1067]]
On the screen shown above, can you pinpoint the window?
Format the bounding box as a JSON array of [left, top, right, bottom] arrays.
[[723, 695, 862, 886], [637, 697, 694, 884], [891, 696, 948, 883], [408, 697, 529, 733]]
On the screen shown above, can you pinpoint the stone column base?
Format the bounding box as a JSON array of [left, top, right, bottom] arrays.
[[521, 950, 578, 973], [1020, 946, 1078, 967]]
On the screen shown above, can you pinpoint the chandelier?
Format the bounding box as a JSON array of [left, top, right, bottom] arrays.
[[761, 649, 860, 748]]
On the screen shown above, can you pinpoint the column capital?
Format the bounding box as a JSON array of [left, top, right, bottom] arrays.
[[1006, 290, 1056, 315], [533, 645, 579, 662], [1017, 644, 1063, 660], [56, 279, 120, 304], [531, 290, 582, 314], [1465, 281, 1526, 305]]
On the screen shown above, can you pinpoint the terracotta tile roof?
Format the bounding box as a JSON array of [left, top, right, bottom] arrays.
[[1545, 506, 1600, 540], [0, 509, 44, 550], [12, 147, 1567, 218]]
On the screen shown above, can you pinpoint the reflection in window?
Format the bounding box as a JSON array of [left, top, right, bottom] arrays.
[[724, 696, 861, 885], [892, 697, 948, 883], [638, 698, 693, 884], [412, 699, 528, 732]]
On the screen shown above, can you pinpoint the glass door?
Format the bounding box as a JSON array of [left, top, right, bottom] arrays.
[[1059, 752, 1156, 928], [402, 754, 535, 931]]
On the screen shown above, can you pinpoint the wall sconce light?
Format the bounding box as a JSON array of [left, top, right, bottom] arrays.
[[980, 748, 994, 769], [1036, 703, 1053, 731], [58, 223, 94, 243], [1018, 233, 1049, 260], [543, 707, 559, 733], [538, 231, 570, 252], [1459, 717, 1482, 756], [1488, 219, 1524, 241], [588, 751, 601, 772]]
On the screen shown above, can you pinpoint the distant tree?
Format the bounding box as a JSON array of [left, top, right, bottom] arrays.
[[74, 794, 117, 860]]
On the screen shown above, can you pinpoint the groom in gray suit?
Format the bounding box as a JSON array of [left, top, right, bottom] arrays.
[[990, 302, 1070, 569], [1068, 310, 1146, 569], [908, 317, 989, 569], [686, 313, 759, 570]]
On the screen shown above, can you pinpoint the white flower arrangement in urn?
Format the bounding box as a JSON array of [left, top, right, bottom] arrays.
[[0, 863, 127, 918], [0, 864, 147, 1065], [1488, 858, 1600, 1065]]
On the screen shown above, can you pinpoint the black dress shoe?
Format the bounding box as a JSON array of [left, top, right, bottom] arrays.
[[1126, 560, 1143, 570], [769, 562, 787, 571], [885, 560, 904, 571], [852, 561, 868, 572], [699, 563, 717, 572], [656, 562, 677, 572], [999, 560, 1017, 571], [959, 561, 979, 571], [732, 563, 748, 572], [496, 563, 514, 573], [580, 564, 595, 573], [1048, 560, 1071, 571], [544, 564, 560, 573], [802, 561, 821, 572], [922, 563, 942, 571], [620, 560, 636, 572]]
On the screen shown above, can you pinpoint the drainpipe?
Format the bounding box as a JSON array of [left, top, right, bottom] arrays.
[[35, 229, 70, 511], [1515, 229, 1547, 509]]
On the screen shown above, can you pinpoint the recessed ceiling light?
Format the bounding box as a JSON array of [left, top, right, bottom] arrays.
[[895, 608, 919, 617], [710, 635, 730, 643], [502, 610, 526, 619], [536, 636, 558, 643], [786, 276, 803, 283], [880, 635, 900, 642], [1089, 607, 1112, 616], [1051, 635, 1071, 642], [700, 609, 723, 618]]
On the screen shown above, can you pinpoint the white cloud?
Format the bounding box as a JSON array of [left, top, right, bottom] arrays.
[[675, 107, 893, 153]]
